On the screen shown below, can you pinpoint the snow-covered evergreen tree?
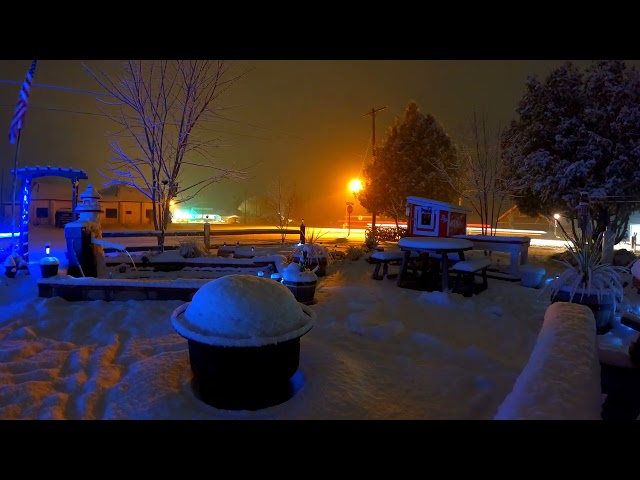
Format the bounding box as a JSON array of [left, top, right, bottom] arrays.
[[502, 60, 640, 243]]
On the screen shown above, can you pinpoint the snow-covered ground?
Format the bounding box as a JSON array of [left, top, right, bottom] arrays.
[[1, 226, 639, 419]]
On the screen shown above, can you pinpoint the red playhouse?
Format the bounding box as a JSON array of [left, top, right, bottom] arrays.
[[405, 196, 470, 237]]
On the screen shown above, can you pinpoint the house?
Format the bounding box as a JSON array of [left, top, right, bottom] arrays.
[[98, 185, 154, 226], [496, 205, 552, 233], [0, 178, 156, 228], [0, 177, 80, 228]]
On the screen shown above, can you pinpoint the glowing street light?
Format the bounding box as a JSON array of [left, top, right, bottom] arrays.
[[349, 179, 363, 195], [553, 213, 561, 237]]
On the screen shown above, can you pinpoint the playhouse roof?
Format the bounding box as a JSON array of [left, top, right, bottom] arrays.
[[406, 196, 471, 214]]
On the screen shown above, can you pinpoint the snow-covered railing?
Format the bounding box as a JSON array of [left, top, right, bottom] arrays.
[[494, 302, 602, 420], [101, 227, 302, 251]]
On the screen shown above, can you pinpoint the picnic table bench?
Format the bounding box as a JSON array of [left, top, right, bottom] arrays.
[[454, 234, 531, 280], [370, 250, 418, 280], [449, 257, 491, 297]]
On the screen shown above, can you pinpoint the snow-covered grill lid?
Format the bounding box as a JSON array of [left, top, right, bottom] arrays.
[[171, 274, 315, 347]]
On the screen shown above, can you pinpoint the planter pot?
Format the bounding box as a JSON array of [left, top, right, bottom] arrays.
[[171, 302, 315, 410], [186, 337, 302, 410], [40, 257, 60, 278], [519, 265, 546, 288], [551, 288, 615, 335], [270, 273, 282, 282], [4, 266, 16, 278], [283, 279, 317, 305]]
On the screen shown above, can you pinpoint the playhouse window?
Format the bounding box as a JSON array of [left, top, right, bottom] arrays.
[[419, 207, 434, 227]]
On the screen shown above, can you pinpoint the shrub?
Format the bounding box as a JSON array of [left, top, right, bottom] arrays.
[[177, 240, 209, 258], [346, 245, 364, 261], [364, 229, 378, 251]]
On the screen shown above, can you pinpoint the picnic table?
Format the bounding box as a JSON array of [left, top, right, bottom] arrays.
[[397, 236, 474, 292], [453, 234, 531, 280]]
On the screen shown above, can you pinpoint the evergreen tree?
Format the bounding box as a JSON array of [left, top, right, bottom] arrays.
[[502, 60, 640, 243], [359, 101, 459, 226]]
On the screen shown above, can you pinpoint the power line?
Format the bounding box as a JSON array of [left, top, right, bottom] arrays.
[[0, 103, 104, 117], [214, 113, 305, 141], [0, 79, 112, 97], [0, 103, 303, 143], [357, 133, 372, 180], [1, 78, 307, 141], [1, 79, 307, 143]]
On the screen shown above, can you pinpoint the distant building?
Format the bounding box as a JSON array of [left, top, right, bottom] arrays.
[[98, 184, 154, 226], [1, 178, 155, 228], [1, 177, 77, 227], [0, 178, 237, 228]]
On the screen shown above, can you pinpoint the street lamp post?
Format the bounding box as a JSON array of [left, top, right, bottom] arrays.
[[346, 202, 354, 236], [347, 178, 363, 237], [553, 213, 561, 237]]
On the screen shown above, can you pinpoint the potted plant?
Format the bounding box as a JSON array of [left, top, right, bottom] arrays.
[[4, 255, 17, 278], [282, 250, 319, 305], [543, 223, 628, 334], [4, 252, 28, 278], [291, 228, 331, 277]]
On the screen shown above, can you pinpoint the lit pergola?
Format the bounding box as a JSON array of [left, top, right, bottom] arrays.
[[10, 166, 88, 261]]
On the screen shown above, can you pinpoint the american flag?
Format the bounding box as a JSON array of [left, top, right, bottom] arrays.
[[8, 60, 38, 144]]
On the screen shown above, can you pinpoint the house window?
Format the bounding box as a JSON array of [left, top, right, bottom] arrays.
[[145, 209, 153, 220], [105, 208, 118, 219], [36, 207, 49, 218], [419, 207, 434, 228], [125, 210, 132, 215]]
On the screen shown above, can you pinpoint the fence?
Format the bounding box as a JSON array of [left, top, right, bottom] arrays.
[[101, 224, 302, 253]]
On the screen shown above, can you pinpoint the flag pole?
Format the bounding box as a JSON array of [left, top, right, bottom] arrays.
[[7, 59, 37, 256], [10, 130, 22, 253]]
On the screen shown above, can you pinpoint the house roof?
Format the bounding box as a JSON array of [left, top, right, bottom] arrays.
[[98, 184, 151, 202], [406, 196, 471, 214]]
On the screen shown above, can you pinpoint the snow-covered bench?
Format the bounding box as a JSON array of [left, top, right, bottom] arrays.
[[494, 302, 602, 420], [370, 250, 418, 280], [449, 257, 491, 297], [454, 234, 531, 280]]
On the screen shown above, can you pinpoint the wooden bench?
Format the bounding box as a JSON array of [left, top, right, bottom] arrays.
[[370, 250, 418, 280], [449, 257, 491, 296]]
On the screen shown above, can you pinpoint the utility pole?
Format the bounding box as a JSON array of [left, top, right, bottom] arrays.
[[363, 106, 387, 234]]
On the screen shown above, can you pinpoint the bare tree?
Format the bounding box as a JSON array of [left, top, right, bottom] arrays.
[[431, 111, 517, 235], [83, 60, 253, 250], [267, 178, 296, 243], [236, 195, 269, 225]]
